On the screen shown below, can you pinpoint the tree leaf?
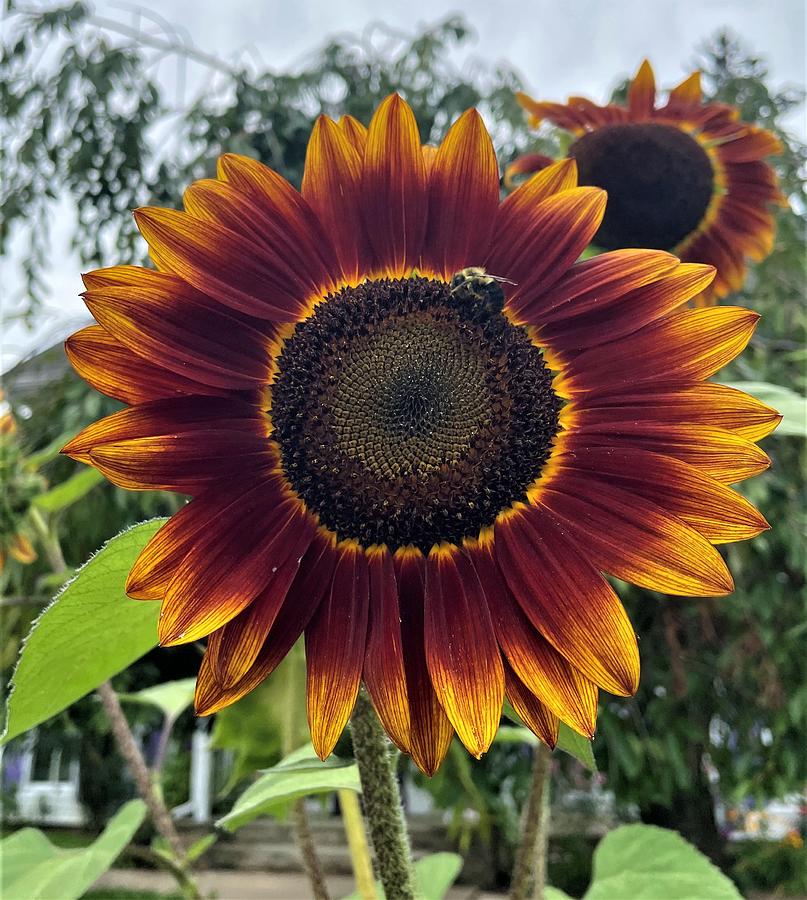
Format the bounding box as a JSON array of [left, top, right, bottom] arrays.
[[724, 380, 806, 437], [0, 799, 146, 900], [583, 824, 742, 899], [33, 467, 105, 512], [119, 677, 197, 721], [216, 745, 361, 832], [343, 851, 464, 900], [1, 520, 166, 744]]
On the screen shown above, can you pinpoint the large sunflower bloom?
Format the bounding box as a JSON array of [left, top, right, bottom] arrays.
[[513, 61, 785, 304], [63, 95, 778, 775]]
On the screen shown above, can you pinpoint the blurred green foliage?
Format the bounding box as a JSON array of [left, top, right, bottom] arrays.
[[1, 2, 804, 881]]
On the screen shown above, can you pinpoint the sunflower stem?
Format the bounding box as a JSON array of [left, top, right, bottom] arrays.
[[510, 742, 552, 900], [350, 691, 417, 900]]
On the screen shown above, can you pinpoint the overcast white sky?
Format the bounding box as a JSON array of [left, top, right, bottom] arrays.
[[2, 0, 805, 371]]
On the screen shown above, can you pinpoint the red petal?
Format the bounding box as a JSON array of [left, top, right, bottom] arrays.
[[301, 117, 368, 284], [424, 109, 499, 278], [394, 548, 453, 775], [362, 95, 428, 277], [496, 506, 639, 696], [469, 541, 600, 735], [195, 532, 337, 715], [133, 207, 309, 321], [65, 326, 225, 404], [540, 471, 734, 596], [305, 542, 370, 759], [159, 484, 309, 645], [364, 546, 411, 752], [424, 545, 504, 757], [504, 662, 559, 749], [205, 522, 316, 688]]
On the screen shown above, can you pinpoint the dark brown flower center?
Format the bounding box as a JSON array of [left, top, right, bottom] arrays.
[[271, 277, 560, 552], [569, 122, 715, 250]]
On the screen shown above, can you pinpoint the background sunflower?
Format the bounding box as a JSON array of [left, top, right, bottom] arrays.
[[513, 59, 785, 304]]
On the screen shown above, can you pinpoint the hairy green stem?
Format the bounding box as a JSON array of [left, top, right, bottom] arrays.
[[349, 691, 416, 900], [510, 742, 552, 900]]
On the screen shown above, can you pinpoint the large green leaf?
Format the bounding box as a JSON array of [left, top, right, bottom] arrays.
[[725, 380, 806, 437], [343, 851, 463, 900], [0, 799, 146, 900], [1, 520, 166, 744], [33, 467, 105, 513], [581, 824, 742, 899], [498, 710, 597, 772], [119, 677, 197, 721], [217, 745, 361, 832]]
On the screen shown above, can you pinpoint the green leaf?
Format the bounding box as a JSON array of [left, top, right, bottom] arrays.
[[724, 380, 806, 437], [185, 833, 218, 863], [217, 744, 361, 832], [33, 467, 105, 512], [210, 643, 307, 790], [582, 824, 742, 899], [1, 520, 166, 744], [556, 722, 597, 772], [499, 706, 597, 772], [25, 432, 79, 470], [343, 851, 463, 900], [119, 677, 196, 721], [0, 799, 146, 900]]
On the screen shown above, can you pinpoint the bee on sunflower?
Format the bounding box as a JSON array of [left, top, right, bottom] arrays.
[[511, 60, 786, 304], [63, 95, 778, 775]]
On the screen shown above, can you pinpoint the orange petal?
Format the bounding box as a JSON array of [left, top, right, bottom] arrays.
[[206, 527, 316, 688], [62, 396, 264, 465], [540, 263, 716, 353], [572, 421, 771, 484], [424, 109, 499, 278], [65, 326, 225, 405], [159, 485, 307, 645], [556, 307, 760, 395], [666, 71, 701, 109], [496, 505, 639, 696], [469, 541, 601, 734], [569, 382, 781, 443], [541, 471, 734, 596], [522, 248, 681, 325], [424, 545, 504, 757], [558, 445, 768, 544], [305, 542, 370, 759], [363, 546, 411, 753], [503, 153, 556, 190], [490, 187, 607, 319], [195, 531, 337, 715], [394, 547, 453, 775], [362, 94, 428, 277], [301, 116, 368, 284], [628, 59, 657, 118], [504, 662, 559, 749], [9, 533, 37, 565], [338, 115, 368, 155], [133, 207, 308, 321]]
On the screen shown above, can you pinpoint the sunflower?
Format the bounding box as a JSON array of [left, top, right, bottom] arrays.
[[63, 95, 779, 775], [513, 61, 785, 304]]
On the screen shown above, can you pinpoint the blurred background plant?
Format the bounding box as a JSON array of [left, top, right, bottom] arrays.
[[1, 3, 805, 897]]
